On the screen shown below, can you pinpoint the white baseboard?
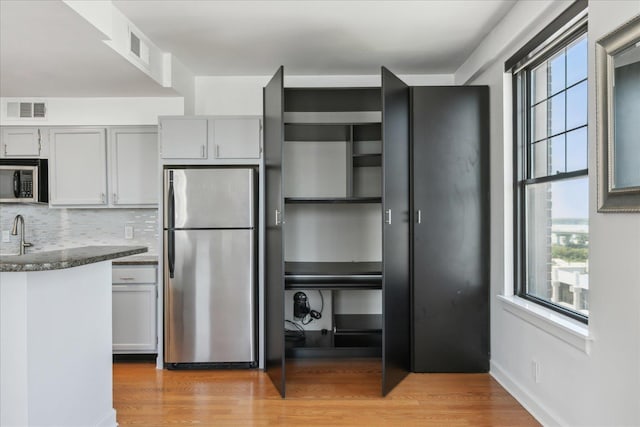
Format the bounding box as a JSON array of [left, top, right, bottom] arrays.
[[490, 360, 566, 427]]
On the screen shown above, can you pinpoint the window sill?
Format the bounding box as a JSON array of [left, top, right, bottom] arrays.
[[498, 295, 593, 354]]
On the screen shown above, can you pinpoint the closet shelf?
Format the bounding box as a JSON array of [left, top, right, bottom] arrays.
[[284, 111, 382, 124], [285, 197, 381, 204], [285, 330, 381, 358], [285, 282, 381, 290], [353, 153, 382, 167], [285, 261, 382, 285], [334, 314, 382, 334]]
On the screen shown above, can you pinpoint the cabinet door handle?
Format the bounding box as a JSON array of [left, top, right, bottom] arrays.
[[119, 277, 135, 281], [201, 145, 206, 158], [3, 144, 6, 156], [101, 193, 106, 203], [113, 193, 118, 203], [417, 209, 422, 224], [385, 209, 392, 225], [275, 209, 281, 226], [216, 144, 220, 158], [37, 129, 42, 154]]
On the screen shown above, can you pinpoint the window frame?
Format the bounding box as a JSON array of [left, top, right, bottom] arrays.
[[512, 15, 589, 324]]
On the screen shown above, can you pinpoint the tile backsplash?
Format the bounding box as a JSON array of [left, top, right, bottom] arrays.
[[0, 205, 158, 255]]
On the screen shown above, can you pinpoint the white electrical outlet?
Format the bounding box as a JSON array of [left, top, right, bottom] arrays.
[[124, 225, 134, 240], [1, 230, 10, 243], [532, 360, 541, 383]]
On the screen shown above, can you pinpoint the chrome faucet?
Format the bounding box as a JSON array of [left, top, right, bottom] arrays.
[[11, 214, 32, 255]]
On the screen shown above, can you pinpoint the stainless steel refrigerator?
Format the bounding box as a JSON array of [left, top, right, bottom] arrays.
[[164, 167, 256, 367]]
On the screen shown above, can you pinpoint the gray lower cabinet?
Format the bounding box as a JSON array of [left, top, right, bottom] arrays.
[[112, 265, 157, 354]]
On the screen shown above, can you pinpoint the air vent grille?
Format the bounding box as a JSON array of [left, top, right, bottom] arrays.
[[33, 102, 46, 118], [6, 101, 47, 119], [129, 28, 149, 65], [20, 102, 32, 117], [130, 32, 141, 57]]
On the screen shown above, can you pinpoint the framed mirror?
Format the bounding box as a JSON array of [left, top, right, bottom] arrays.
[[596, 14, 640, 212]]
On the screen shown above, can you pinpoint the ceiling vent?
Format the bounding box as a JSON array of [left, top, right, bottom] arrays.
[[6, 101, 47, 119], [129, 29, 150, 66]]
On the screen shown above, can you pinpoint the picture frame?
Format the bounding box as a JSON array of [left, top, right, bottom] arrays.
[[596, 14, 640, 212]]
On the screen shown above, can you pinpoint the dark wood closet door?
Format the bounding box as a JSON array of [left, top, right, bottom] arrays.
[[264, 66, 286, 397], [381, 67, 411, 396], [411, 86, 490, 373]]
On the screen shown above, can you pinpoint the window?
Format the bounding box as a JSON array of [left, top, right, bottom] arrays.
[[512, 8, 589, 322]]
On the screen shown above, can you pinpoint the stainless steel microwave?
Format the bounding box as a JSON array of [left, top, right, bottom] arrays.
[[0, 159, 49, 203]]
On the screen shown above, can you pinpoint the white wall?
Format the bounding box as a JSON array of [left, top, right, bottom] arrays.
[[195, 76, 269, 116], [460, 1, 640, 425], [0, 97, 183, 126], [194, 74, 454, 115]]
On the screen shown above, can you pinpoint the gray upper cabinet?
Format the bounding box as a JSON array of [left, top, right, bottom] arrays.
[[160, 117, 208, 159], [1, 128, 43, 157], [48, 126, 158, 208], [110, 127, 159, 206], [49, 128, 108, 206], [212, 117, 261, 159], [159, 116, 262, 161]]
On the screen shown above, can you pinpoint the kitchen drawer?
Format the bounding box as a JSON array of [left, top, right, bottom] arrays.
[[112, 266, 156, 284]]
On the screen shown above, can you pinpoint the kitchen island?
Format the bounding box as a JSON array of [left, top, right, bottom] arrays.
[[0, 246, 146, 427]]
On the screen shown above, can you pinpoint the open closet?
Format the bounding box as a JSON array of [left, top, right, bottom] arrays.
[[264, 66, 489, 398]]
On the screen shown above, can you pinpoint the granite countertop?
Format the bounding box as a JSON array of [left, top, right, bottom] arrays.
[[0, 246, 148, 272], [112, 254, 158, 265]]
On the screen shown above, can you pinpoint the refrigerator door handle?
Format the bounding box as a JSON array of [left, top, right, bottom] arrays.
[[168, 171, 175, 229], [167, 170, 176, 278], [168, 229, 175, 279]]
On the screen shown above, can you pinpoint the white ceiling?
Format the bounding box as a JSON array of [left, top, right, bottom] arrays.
[[0, 0, 516, 97], [0, 0, 178, 97]]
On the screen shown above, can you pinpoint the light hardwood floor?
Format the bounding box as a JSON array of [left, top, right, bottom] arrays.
[[113, 359, 540, 426]]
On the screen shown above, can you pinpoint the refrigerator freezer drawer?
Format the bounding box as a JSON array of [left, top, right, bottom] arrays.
[[164, 229, 255, 364], [164, 168, 255, 229]]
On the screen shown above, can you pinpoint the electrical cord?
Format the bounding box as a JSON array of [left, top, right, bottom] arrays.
[[317, 290, 324, 314], [302, 290, 325, 324], [285, 319, 305, 341]]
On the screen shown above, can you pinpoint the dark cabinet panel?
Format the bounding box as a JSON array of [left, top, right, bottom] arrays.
[[411, 86, 490, 373], [264, 67, 286, 396], [381, 67, 411, 395]]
